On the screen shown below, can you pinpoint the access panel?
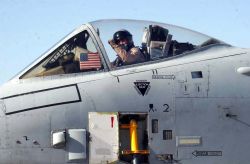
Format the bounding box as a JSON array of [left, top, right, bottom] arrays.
[[88, 112, 119, 164]]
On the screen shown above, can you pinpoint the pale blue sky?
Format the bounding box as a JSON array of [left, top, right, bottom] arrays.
[[0, 0, 249, 84]]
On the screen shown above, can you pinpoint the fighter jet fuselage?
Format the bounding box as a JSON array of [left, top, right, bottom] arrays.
[[0, 19, 250, 164]]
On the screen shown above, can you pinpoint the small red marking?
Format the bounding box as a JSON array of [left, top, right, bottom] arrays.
[[111, 116, 114, 128]]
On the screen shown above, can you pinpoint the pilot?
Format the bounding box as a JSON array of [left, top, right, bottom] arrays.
[[108, 29, 145, 67]]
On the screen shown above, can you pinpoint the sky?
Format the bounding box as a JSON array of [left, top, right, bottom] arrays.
[[0, 0, 249, 85]]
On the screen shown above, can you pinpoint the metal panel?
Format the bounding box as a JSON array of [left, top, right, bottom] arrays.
[[0, 148, 51, 164], [4, 85, 80, 114], [176, 136, 201, 147], [67, 129, 87, 162], [0, 117, 6, 149], [89, 112, 119, 164], [8, 113, 51, 148], [0, 99, 6, 116], [174, 65, 209, 98]]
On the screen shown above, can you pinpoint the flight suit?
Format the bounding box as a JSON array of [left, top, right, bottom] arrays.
[[109, 40, 145, 65]]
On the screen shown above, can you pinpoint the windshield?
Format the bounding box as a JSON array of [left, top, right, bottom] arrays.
[[90, 19, 225, 65], [20, 30, 104, 79]]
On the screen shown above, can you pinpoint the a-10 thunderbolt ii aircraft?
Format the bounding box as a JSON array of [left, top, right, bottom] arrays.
[[0, 19, 250, 164]]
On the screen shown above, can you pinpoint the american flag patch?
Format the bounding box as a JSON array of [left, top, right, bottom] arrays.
[[80, 53, 101, 70]]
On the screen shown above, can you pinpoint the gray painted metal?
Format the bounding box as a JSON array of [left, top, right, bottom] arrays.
[[0, 19, 250, 164]]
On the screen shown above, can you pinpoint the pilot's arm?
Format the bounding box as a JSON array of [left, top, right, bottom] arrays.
[[108, 39, 145, 64]]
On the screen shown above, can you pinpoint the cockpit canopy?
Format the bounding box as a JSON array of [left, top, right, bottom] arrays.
[[90, 19, 224, 62], [19, 19, 226, 79]]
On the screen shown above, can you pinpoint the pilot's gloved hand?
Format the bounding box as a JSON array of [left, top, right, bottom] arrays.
[[108, 39, 118, 48], [108, 39, 114, 44]]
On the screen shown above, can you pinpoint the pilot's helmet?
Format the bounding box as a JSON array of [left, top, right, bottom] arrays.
[[113, 30, 134, 50]]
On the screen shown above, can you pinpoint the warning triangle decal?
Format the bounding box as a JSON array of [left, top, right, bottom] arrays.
[[134, 81, 151, 96]]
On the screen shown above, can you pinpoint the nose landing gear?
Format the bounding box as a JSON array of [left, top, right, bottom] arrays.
[[120, 119, 149, 164]]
